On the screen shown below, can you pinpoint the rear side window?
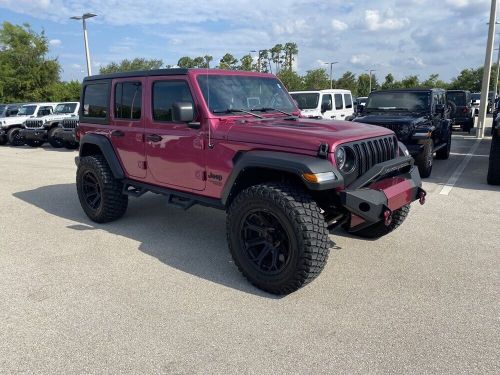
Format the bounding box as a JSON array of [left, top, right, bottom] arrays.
[[152, 80, 194, 122], [321, 94, 332, 111], [83, 83, 109, 119], [334, 94, 343, 110], [115, 82, 142, 119], [344, 94, 353, 109]]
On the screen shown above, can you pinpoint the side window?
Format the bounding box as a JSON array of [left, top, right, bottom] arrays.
[[115, 82, 142, 120], [37, 106, 52, 117], [321, 94, 332, 111], [153, 80, 194, 122], [344, 94, 353, 109], [83, 83, 109, 119], [334, 94, 343, 110]]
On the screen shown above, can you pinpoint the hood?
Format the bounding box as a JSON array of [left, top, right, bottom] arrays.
[[225, 116, 393, 152], [1, 115, 31, 126], [39, 113, 76, 122]]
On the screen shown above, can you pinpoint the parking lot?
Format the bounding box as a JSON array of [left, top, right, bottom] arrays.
[[0, 128, 499, 374]]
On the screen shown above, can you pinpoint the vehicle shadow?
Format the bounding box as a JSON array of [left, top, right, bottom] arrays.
[[13, 183, 341, 297], [2, 144, 76, 152]]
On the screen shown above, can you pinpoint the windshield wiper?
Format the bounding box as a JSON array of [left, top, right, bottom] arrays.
[[212, 108, 263, 118], [250, 107, 295, 117]]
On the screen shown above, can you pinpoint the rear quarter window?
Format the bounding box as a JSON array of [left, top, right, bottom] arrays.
[[82, 82, 110, 124], [334, 94, 343, 110], [344, 94, 353, 109]]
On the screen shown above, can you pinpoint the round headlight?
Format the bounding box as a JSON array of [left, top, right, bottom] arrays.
[[335, 146, 356, 174]]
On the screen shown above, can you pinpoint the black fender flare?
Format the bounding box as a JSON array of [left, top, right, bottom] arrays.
[[221, 150, 343, 205], [78, 133, 124, 179]]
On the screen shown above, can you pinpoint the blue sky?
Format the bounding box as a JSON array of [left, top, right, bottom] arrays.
[[0, 0, 494, 83]]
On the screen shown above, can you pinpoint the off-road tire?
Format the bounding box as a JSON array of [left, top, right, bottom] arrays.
[[226, 183, 330, 295], [76, 155, 128, 223], [63, 141, 79, 150], [415, 139, 433, 178], [0, 135, 7, 145], [26, 140, 44, 147], [48, 127, 64, 148], [487, 129, 500, 185], [7, 127, 24, 146], [354, 205, 410, 239], [436, 128, 451, 160]]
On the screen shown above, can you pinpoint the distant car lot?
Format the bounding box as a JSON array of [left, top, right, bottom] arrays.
[[0, 128, 498, 373]]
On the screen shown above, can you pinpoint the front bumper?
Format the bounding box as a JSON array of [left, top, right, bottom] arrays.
[[53, 128, 78, 143], [340, 156, 425, 231], [21, 128, 47, 141]]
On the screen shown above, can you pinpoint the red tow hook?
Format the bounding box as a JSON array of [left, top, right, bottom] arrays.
[[383, 209, 392, 226], [418, 190, 427, 205]]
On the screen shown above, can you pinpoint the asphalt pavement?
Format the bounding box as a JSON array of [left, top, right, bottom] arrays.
[[0, 126, 499, 374]]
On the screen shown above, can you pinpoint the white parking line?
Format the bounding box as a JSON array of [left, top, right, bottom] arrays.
[[439, 139, 482, 196]]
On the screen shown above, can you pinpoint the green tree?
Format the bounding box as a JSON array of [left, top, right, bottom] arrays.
[[334, 71, 357, 93], [270, 44, 283, 73], [258, 50, 270, 73], [303, 68, 330, 90], [177, 56, 194, 68], [381, 73, 398, 90], [277, 69, 304, 91], [283, 42, 298, 71], [401, 75, 420, 88], [239, 54, 254, 71], [448, 68, 483, 91], [218, 53, 238, 70], [48, 80, 81, 101], [0, 22, 60, 102], [204, 55, 213, 68], [99, 57, 163, 74]]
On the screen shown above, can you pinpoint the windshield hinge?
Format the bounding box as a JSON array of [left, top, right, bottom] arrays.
[[317, 143, 329, 159]]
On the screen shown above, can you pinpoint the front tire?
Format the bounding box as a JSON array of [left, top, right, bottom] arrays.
[[415, 139, 433, 178], [48, 127, 64, 148], [227, 183, 330, 295], [7, 128, 25, 146], [354, 205, 410, 239], [76, 155, 128, 223]]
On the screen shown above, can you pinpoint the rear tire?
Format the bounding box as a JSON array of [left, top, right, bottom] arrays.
[[48, 127, 63, 148], [487, 129, 500, 185], [354, 205, 410, 239], [436, 128, 451, 160], [7, 128, 24, 146], [226, 183, 330, 295], [76, 155, 128, 223], [415, 139, 433, 178]]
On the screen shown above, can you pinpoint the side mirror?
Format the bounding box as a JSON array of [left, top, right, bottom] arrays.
[[435, 104, 445, 114], [172, 101, 194, 122]]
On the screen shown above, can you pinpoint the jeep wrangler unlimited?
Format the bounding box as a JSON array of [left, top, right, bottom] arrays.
[[53, 117, 80, 149], [75, 69, 425, 294], [352, 89, 452, 178], [21, 102, 79, 148]]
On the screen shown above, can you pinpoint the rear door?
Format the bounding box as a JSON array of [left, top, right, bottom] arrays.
[[321, 93, 335, 119], [144, 76, 205, 191], [343, 93, 354, 117], [333, 93, 345, 119], [110, 78, 146, 179]]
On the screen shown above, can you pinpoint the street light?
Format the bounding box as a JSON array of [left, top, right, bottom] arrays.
[[366, 69, 377, 93], [70, 13, 97, 76], [493, 33, 500, 100], [323, 61, 338, 89]]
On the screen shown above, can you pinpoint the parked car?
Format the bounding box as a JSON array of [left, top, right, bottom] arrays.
[[52, 117, 79, 149], [0, 103, 23, 118], [21, 102, 79, 147], [75, 68, 425, 294], [289, 89, 354, 120], [447, 90, 474, 132], [471, 92, 480, 115], [352, 88, 452, 178], [487, 112, 500, 184], [0, 103, 58, 146]]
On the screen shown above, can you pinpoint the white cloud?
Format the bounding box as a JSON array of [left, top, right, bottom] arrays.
[[49, 39, 62, 47], [331, 19, 348, 31], [350, 54, 371, 66], [364, 9, 409, 31], [70, 63, 81, 69]]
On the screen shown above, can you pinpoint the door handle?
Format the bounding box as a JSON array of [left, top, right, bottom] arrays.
[[341, 114, 345, 117], [111, 130, 124, 137], [146, 134, 162, 142]]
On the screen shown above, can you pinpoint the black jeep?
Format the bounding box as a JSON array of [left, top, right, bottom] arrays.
[[447, 90, 474, 133], [353, 88, 452, 178]]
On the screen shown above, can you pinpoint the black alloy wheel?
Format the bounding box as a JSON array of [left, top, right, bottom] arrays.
[[82, 171, 102, 210]]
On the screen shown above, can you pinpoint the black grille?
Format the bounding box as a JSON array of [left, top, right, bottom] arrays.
[[349, 136, 398, 178], [62, 118, 79, 129], [25, 119, 44, 129]]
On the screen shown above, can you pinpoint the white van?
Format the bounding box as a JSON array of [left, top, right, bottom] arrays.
[[290, 89, 354, 120]]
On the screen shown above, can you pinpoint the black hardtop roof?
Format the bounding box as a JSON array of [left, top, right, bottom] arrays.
[[83, 68, 189, 82], [447, 89, 470, 93]]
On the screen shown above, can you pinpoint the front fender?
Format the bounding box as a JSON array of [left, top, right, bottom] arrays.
[[78, 133, 124, 179]]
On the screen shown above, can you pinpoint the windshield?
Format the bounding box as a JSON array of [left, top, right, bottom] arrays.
[[447, 92, 466, 106], [17, 105, 37, 116], [471, 93, 480, 101], [365, 91, 430, 112], [197, 75, 296, 115], [290, 93, 320, 110], [54, 103, 77, 114]]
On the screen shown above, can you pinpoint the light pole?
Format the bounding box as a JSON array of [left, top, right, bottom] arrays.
[[478, 2, 498, 139], [323, 61, 338, 89], [494, 33, 500, 99], [367, 69, 377, 93], [70, 13, 97, 76]]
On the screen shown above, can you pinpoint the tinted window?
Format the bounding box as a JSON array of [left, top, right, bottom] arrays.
[[334, 94, 343, 110], [83, 83, 109, 118], [366, 91, 430, 111], [447, 92, 466, 106], [291, 93, 319, 110], [321, 94, 332, 111], [153, 81, 194, 122], [344, 94, 353, 109], [115, 82, 142, 119]]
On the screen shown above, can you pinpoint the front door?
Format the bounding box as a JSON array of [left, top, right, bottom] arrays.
[[144, 77, 205, 191], [110, 78, 146, 179]]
